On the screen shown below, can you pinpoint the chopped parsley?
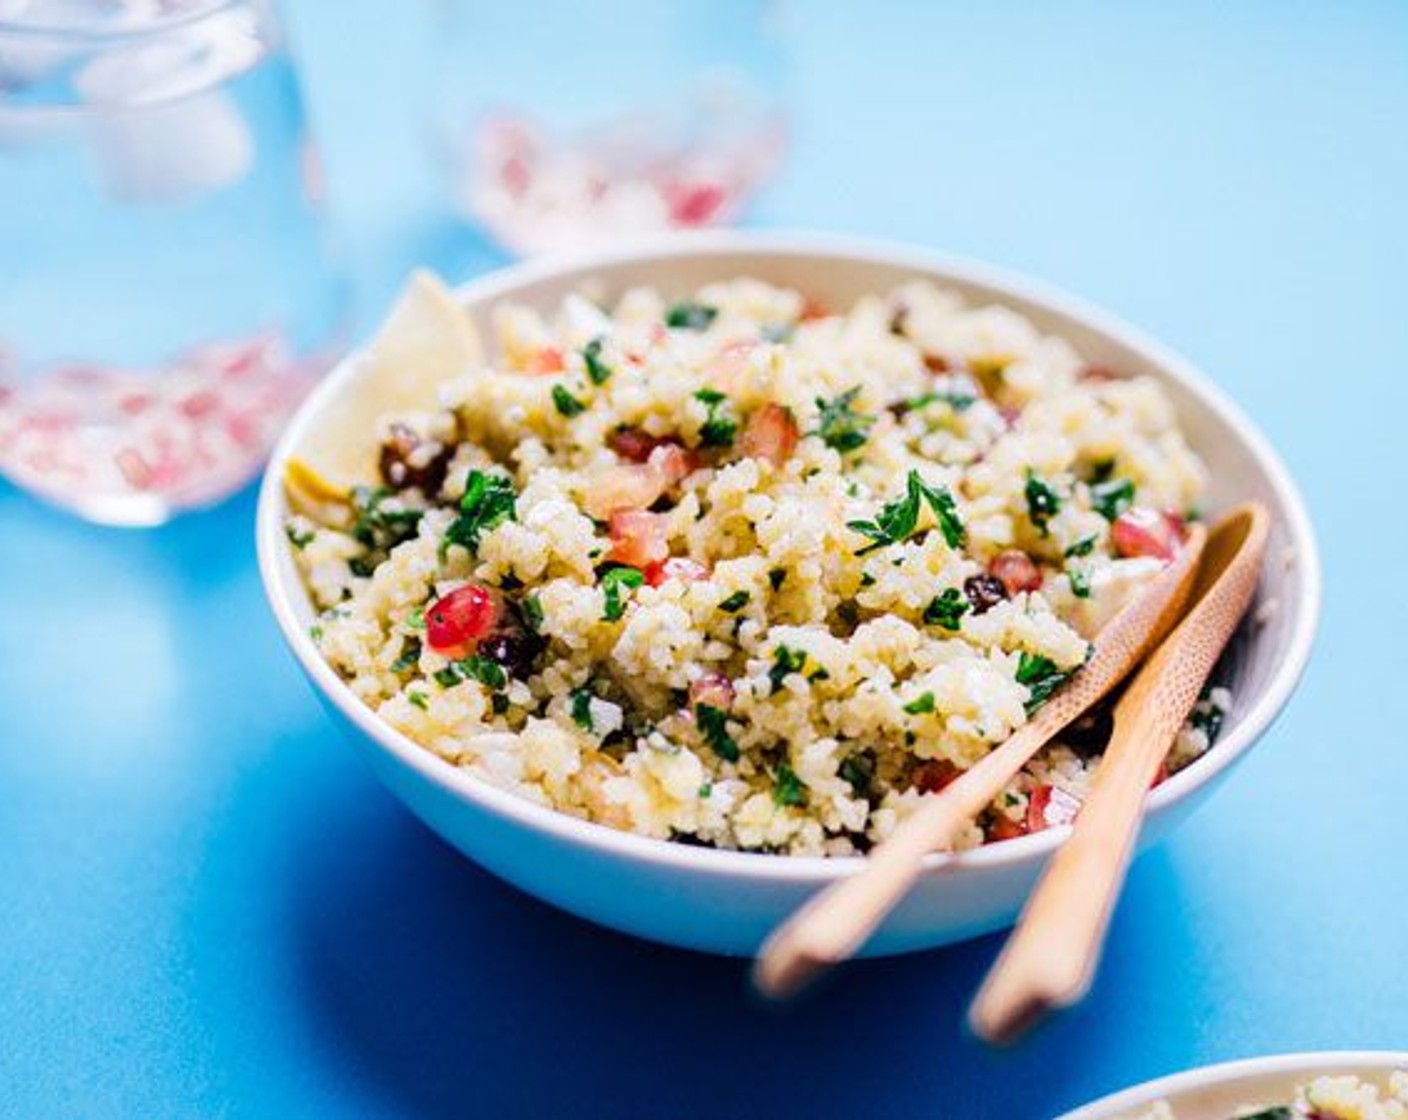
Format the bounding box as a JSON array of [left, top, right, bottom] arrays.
[[390, 637, 422, 673], [694, 388, 737, 448], [570, 686, 595, 732], [600, 565, 645, 622], [434, 655, 508, 691], [923, 587, 970, 631], [718, 590, 751, 613], [1024, 470, 1061, 536], [768, 645, 808, 692], [695, 703, 739, 762], [1016, 652, 1072, 714], [551, 384, 586, 417], [443, 470, 517, 557], [1067, 563, 1092, 599], [903, 692, 936, 715], [772, 761, 807, 807], [582, 337, 612, 385], [405, 606, 426, 632], [839, 751, 876, 797], [407, 690, 429, 711], [905, 388, 976, 413], [1091, 477, 1135, 521], [285, 522, 315, 549], [847, 469, 965, 555], [665, 300, 718, 331], [520, 594, 544, 633], [350, 485, 423, 553], [1065, 535, 1098, 558], [811, 386, 874, 453]]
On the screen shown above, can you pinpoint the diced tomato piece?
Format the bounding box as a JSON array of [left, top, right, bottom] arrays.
[[1112, 507, 1185, 561], [913, 759, 962, 794], [644, 555, 711, 587], [800, 297, 830, 322], [525, 346, 565, 375], [583, 465, 668, 519], [689, 671, 735, 711], [608, 426, 669, 463], [989, 550, 1043, 595], [648, 442, 698, 486], [426, 583, 499, 658], [1025, 784, 1082, 833], [738, 402, 799, 467], [607, 509, 670, 570], [987, 814, 1028, 842]]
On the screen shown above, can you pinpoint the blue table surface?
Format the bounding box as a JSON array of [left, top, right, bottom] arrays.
[[3, 3, 1405, 1117]]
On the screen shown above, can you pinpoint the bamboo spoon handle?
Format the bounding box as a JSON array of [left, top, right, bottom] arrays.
[[969, 502, 1270, 1044], [752, 525, 1208, 1000]]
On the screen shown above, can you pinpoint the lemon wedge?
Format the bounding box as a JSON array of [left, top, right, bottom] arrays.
[[285, 269, 484, 513]]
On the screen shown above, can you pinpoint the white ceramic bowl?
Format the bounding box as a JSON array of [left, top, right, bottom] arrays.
[[256, 231, 1320, 956], [1059, 1051, 1408, 1119]]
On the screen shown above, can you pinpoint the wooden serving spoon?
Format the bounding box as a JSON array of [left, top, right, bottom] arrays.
[[969, 501, 1269, 1044], [752, 521, 1209, 1000]]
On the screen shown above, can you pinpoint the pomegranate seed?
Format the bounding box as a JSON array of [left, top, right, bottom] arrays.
[[913, 758, 962, 794], [1026, 784, 1082, 833], [738, 402, 799, 467], [989, 550, 1043, 595], [425, 583, 499, 659], [1111, 507, 1183, 561]]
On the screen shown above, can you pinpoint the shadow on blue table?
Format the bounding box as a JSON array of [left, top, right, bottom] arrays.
[[285, 784, 1190, 1120]]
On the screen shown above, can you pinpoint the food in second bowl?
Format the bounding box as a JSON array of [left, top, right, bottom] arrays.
[[1127, 1070, 1408, 1120], [286, 271, 1230, 856]]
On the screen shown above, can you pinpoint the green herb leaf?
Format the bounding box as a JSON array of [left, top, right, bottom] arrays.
[[839, 751, 876, 797], [772, 761, 807, 807], [718, 590, 750, 613], [600, 565, 645, 622], [811, 386, 874, 453], [768, 645, 808, 692], [350, 485, 423, 553], [408, 690, 429, 711], [905, 388, 976, 413], [903, 692, 936, 715], [1024, 470, 1061, 536], [848, 469, 964, 554], [582, 337, 612, 385], [520, 594, 544, 633], [695, 703, 739, 762], [665, 301, 718, 331], [1068, 563, 1092, 599], [1065, 535, 1098, 558], [923, 587, 970, 631], [1091, 477, 1135, 521], [1016, 652, 1072, 714], [443, 470, 517, 557], [694, 388, 737, 448], [405, 606, 426, 632], [570, 686, 595, 732], [390, 637, 422, 673], [285, 522, 315, 549], [552, 384, 586, 417], [436, 654, 509, 691]]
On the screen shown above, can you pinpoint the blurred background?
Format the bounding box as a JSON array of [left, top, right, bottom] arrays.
[[1, 2, 1405, 1117]]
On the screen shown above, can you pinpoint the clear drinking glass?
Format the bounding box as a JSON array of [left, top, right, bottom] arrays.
[[0, 0, 346, 525], [434, 0, 788, 257]]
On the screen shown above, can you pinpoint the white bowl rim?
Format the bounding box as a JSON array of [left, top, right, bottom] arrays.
[[1056, 1050, 1408, 1119], [256, 228, 1322, 886]]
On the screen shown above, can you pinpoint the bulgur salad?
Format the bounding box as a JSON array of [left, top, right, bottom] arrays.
[[284, 272, 1231, 857], [1127, 1070, 1408, 1120]]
